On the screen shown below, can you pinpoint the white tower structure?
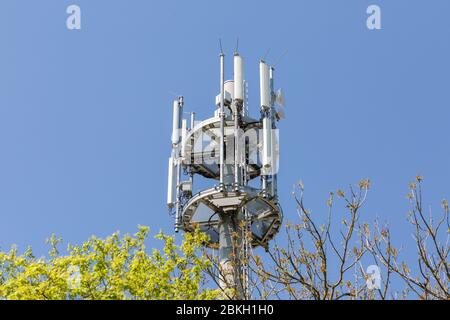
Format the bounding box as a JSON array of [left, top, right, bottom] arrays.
[[167, 51, 284, 299]]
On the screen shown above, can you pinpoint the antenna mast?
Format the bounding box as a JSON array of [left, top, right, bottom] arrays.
[[166, 49, 284, 299]]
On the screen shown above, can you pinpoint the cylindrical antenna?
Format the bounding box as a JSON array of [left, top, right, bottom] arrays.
[[167, 156, 175, 207], [181, 119, 187, 158], [262, 117, 273, 170], [171, 100, 180, 146], [219, 53, 225, 189], [175, 157, 182, 232], [259, 60, 270, 109], [190, 112, 195, 130], [234, 54, 244, 102], [269, 66, 275, 107]]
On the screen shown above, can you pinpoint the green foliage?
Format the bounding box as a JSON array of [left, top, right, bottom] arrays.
[[0, 226, 221, 300]]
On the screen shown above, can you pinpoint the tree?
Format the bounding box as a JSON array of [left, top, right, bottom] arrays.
[[0, 226, 221, 300], [245, 179, 374, 300], [366, 177, 449, 299], [205, 178, 449, 300], [1, 178, 448, 300]]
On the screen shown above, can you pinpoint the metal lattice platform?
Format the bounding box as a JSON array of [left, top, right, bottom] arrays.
[[180, 186, 282, 248], [182, 116, 263, 180]]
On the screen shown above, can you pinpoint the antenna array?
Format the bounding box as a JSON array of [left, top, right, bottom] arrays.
[[167, 51, 285, 299]]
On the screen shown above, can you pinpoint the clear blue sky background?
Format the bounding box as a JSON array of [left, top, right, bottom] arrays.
[[0, 0, 449, 289]]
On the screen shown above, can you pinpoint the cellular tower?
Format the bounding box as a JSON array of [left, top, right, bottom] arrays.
[[167, 50, 285, 298]]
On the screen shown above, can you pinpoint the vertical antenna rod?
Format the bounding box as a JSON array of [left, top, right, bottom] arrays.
[[233, 54, 244, 190], [269, 66, 278, 199], [219, 53, 225, 190], [260, 60, 270, 194], [174, 96, 184, 232], [190, 112, 195, 130]]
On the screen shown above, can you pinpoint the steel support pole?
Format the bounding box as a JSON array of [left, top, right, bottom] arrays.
[[219, 54, 225, 190], [218, 211, 244, 299]]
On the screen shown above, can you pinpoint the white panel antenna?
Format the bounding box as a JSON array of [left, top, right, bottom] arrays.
[[181, 119, 187, 158], [259, 61, 271, 109], [171, 100, 181, 145], [234, 54, 244, 101], [167, 157, 175, 207], [262, 117, 273, 169]]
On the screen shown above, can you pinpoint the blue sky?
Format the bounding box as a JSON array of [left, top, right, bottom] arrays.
[[0, 0, 449, 289]]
